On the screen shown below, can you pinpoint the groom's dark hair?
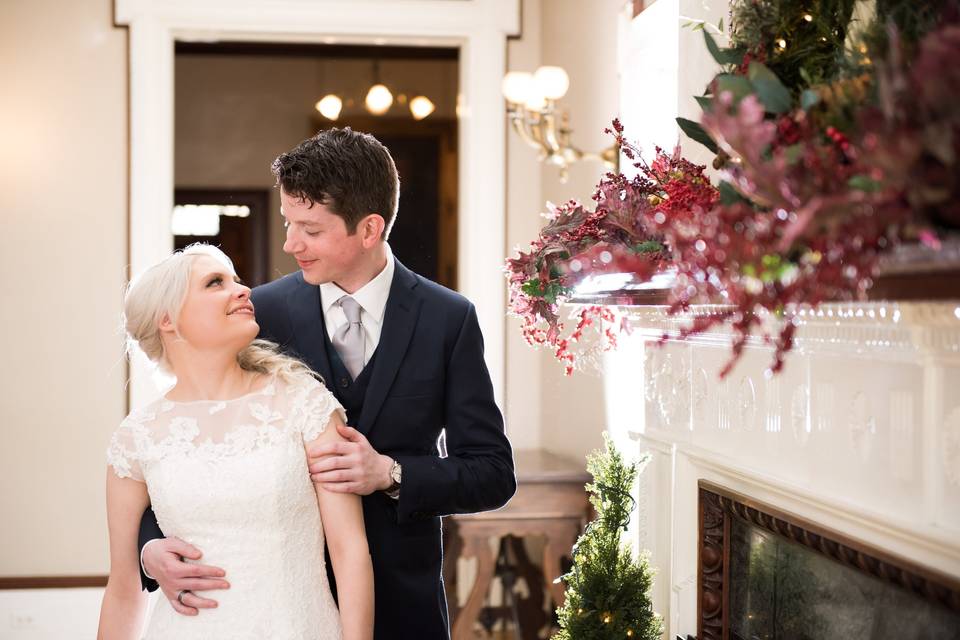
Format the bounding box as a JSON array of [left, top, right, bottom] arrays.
[[271, 127, 400, 238]]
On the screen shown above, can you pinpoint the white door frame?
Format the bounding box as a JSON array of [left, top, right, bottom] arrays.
[[115, 0, 518, 409]]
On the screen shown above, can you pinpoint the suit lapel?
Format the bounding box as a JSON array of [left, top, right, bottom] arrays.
[[286, 274, 335, 389], [358, 260, 421, 434]]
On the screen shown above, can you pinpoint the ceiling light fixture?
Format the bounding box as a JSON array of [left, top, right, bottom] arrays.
[[365, 84, 394, 115], [313, 60, 437, 121], [316, 94, 343, 121]]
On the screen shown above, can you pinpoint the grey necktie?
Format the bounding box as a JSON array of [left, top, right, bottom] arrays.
[[332, 296, 365, 380]]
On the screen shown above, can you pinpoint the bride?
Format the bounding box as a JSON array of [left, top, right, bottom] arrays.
[[97, 244, 373, 639]]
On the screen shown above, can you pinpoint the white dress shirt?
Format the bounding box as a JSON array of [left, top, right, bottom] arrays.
[[319, 243, 395, 366]]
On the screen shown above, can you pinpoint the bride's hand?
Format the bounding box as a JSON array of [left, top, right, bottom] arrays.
[[143, 537, 230, 615], [307, 422, 393, 495]]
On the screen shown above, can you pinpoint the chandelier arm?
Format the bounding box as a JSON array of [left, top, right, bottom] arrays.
[[503, 72, 619, 173], [580, 145, 620, 171], [508, 109, 546, 152], [525, 111, 550, 155], [540, 110, 563, 155]]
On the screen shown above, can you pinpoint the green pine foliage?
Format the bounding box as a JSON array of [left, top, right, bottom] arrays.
[[553, 435, 662, 640], [727, 0, 958, 97], [729, 0, 857, 92]]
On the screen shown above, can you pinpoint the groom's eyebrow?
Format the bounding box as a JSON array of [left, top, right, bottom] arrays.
[[281, 211, 313, 224], [285, 217, 321, 230]]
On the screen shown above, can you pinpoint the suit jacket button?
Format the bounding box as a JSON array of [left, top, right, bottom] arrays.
[[339, 377, 350, 389]]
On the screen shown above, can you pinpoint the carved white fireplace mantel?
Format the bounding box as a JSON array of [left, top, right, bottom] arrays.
[[597, 300, 960, 638]]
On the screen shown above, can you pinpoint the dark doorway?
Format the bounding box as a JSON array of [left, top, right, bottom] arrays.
[[173, 189, 271, 287], [175, 41, 459, 288]]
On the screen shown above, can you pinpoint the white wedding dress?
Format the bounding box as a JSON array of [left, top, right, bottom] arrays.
[[107, 374, 346, 640]]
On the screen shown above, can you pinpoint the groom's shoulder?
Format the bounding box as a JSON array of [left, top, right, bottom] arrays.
[[251, 271, 305, 307], [409, 270, 472, 312]]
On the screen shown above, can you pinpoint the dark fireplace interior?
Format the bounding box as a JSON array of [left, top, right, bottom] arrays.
[[698, 482, 960, 640]]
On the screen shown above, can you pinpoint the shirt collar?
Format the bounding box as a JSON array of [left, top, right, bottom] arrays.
[[319, 243, 395, 324]]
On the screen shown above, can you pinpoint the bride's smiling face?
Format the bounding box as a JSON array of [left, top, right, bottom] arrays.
[[166, 256, 259, 353]]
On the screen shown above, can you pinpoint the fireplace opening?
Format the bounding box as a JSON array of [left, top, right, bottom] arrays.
[[698, 482, 960, 640]]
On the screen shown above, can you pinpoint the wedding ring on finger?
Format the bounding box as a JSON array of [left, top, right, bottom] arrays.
[[177, 589, 192, 605]]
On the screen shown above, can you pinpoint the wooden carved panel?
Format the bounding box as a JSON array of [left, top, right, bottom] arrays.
[[697, 488, 725, 640]]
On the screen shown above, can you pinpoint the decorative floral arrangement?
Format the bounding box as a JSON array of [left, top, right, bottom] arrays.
[[506, 0, 960, 377], [505, 142, 718, 373]]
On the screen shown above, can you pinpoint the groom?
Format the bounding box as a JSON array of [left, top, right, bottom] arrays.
[[138, 127, 516, 638]]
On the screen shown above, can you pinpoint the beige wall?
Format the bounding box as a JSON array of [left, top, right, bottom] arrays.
[[503, 0, 545, 451], [0, 0, 128, 575], [534, 0, 625, 465], [505, 0, 624, 462]]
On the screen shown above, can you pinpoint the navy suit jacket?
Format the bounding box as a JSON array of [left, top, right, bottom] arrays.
[[250, 258, 516, 638]]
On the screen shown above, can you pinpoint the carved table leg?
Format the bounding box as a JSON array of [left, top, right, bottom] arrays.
[[452, 530, 497, 640], [443, 519, 462, 620], [543, 522, 581, 611], [508, 536, 547, 640]]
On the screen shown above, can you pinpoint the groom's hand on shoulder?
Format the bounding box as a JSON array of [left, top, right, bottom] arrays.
[[307, 423, 393, 496]]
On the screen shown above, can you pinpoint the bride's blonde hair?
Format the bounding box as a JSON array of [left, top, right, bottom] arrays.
[[123, 243, 315, 384]]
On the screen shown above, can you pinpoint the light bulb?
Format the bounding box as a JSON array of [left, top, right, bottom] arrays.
[[409, 96, 435, 120], [524, 88, 547, 111], [501, 71, 533, 104], [315, 94, 342, 121], [365, 84, 393, 115], [533, 66, 569, 100]]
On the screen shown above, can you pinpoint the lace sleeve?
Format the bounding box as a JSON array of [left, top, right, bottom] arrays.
[[291, 376, 347, 442], [106, 418, 145, 483]]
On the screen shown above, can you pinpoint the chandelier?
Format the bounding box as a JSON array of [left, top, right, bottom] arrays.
[[315, 60, 436, 121], [502, 66, 617, 182]]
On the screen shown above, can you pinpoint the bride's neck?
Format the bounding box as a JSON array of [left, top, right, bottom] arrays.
[[166, 352, 258, 402]]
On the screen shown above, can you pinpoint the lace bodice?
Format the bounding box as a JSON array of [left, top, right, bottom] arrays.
[[107, 374, 346, 640]]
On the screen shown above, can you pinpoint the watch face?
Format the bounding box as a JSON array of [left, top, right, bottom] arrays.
[[391, 462, 402, 484]]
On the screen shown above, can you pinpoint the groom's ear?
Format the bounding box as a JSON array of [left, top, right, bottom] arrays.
[[358, 213, 386, 247]]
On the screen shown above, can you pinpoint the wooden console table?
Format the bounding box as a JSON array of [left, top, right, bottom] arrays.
[[444, 450, 591, 640]]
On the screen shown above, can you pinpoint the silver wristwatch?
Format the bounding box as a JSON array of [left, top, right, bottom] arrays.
[[385, 459, 402, 499]]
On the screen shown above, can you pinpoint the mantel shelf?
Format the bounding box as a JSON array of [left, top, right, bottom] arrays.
[[568, 265, 960, 309], [568, 238, 960, 308]]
